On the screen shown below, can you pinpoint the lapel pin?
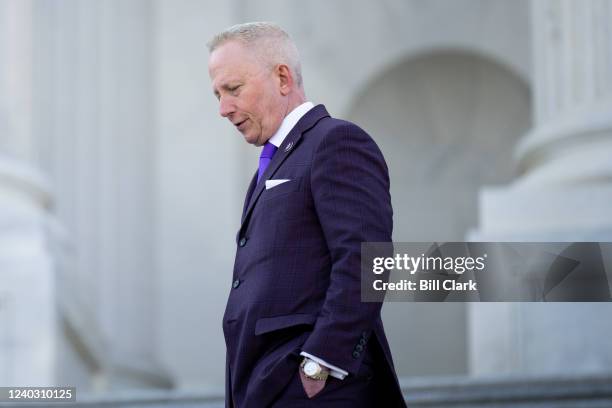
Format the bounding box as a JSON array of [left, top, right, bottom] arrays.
[[284, 142, 294, 152]]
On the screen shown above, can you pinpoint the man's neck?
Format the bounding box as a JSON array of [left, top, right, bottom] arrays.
[[267, 100, 314, 148], [285, 93, 306, 118]]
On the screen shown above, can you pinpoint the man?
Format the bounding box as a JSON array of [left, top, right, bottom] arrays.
[[208, 22, 406, 407]]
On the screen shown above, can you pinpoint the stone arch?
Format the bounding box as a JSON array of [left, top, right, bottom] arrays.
[[347, 49, 531, 242]]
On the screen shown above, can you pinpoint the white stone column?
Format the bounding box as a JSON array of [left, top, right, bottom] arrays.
[[470, 0, 612, 376], [31, 0, 170, 390], [478, 0, 612, 239], [0, 0, 57, 386]]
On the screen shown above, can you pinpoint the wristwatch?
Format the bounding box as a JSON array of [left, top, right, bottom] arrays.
[[300, 358, 329, 381]]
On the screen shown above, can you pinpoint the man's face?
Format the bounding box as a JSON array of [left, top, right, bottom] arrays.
[[209, 41, 286, 146]]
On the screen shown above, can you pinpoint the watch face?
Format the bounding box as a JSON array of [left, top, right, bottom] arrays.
[[304, 361, 319, 376]]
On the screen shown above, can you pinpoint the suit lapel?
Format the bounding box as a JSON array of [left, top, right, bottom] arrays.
[[241, 171, 258, 223], [239, 104, 330, 233]]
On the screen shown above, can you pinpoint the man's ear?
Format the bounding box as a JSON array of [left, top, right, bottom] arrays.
[[276, 64, 293, 96]]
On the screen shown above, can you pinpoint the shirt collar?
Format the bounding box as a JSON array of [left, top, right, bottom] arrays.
[[267, 101, 315, 148]]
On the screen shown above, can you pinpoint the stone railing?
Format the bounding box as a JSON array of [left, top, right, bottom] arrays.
[[402, 374, 612, 407]]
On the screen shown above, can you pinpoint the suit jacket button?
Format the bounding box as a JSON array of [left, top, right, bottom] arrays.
[[238, 237, 247, 247], [232, 279, 241, 289], [352, 351, 360, 359], [359, 338, 367, 346], [355, 344, 364, 352]]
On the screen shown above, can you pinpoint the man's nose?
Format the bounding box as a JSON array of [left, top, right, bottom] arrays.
[[219, 97, 235, 118]]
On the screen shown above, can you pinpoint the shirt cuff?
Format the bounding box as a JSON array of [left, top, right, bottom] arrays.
[[300, 351, 348, 380]]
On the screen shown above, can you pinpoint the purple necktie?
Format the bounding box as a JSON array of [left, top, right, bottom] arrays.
[[258, 142, 278, 183]]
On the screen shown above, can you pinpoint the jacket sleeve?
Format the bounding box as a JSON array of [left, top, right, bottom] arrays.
[[300, 121, 393, 375]]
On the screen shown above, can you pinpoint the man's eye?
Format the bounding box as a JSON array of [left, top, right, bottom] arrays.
[[229, 85, 241, 94]]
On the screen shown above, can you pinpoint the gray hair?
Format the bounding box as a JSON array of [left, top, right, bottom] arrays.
[[208, 22, 303, 87]]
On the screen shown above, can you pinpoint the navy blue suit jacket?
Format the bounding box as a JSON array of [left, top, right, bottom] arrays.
[[223, 105, 405, 407]]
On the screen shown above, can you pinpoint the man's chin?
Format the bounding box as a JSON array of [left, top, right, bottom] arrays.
[[241, 133, 260, 146], [241, 132, 266, 147]]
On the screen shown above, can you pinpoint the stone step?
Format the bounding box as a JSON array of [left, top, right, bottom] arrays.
[[2, 375, 612, 407]]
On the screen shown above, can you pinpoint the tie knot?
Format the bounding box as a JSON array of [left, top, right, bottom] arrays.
[[260, 142, 278, 159]]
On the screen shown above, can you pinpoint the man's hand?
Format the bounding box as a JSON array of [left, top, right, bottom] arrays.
[[299, 369, 327, 398]]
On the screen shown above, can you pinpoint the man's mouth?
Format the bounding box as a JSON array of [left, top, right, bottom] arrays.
[[234, 119, 247, 130]]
